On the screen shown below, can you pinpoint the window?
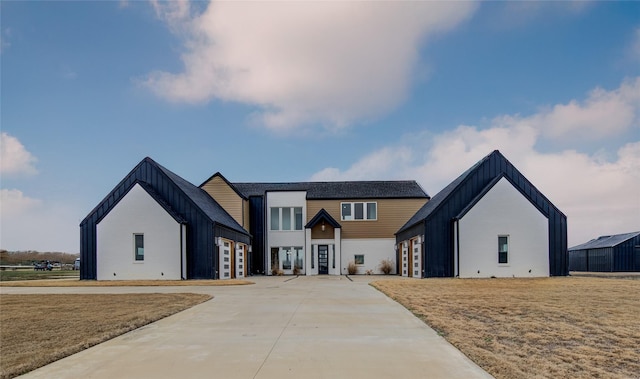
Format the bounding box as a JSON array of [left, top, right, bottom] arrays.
[[134, 234, 144, 261], [294, 207, 303, 230], [354, 254, 364, 265], [341, 202, 377, 221], [270, 208, 279, 230], [498, 236, 508, 264], [270, 207, 303, 231], [282, 207, 291, 230]]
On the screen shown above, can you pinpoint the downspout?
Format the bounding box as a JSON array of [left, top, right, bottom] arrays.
[[180, 223, 184, 280], [455, 219, 460, 278]]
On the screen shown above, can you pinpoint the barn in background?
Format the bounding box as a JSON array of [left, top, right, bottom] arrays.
[[569, 232, 640, 272]]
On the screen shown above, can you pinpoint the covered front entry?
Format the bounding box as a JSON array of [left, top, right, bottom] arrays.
[[305, 208, 342, 275], [318, 245, 329, 274]]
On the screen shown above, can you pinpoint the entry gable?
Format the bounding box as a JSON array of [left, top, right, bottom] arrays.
[[305, 208, 341, 229]]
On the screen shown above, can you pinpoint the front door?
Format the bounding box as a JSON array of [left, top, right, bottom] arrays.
[[318, 245, 329, 274]]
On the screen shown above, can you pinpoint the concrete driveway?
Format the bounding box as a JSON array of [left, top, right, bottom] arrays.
[[10, 276, 493, 379]]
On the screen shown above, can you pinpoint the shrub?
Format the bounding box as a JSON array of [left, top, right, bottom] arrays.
[[379, 259, 393, 275], [293, 264, 302, 275], [347, 261, 357, 275]]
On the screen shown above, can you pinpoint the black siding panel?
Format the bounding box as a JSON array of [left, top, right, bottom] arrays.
[[248, 196, 265, 275], [80, 159, 217, 280], [407, 151, 568, 278], [613, 235, 640, 271]]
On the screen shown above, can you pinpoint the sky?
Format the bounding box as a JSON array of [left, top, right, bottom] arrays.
[[1, 1, 639, 254]]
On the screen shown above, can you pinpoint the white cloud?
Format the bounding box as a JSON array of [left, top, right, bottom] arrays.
[[495, 77, 640, 141], [310, 80, 640, 246], [0, 189, 80, 253], [144, 1, 477, 130], [0, 132, 38, 176]]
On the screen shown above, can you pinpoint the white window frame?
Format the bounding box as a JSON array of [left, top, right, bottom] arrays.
[[134, 234, 144, 262], [270, 207, 303, 231], [498, 235, 509, 264], [341, 202, 377, 221]]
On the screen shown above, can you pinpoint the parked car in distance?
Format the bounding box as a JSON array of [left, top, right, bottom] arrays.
[[74, 258, 80, 270]]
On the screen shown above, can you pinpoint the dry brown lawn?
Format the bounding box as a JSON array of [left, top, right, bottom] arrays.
[[0, 293, 211, 379], [372, 277, 640, 379], [0, 279, 253, 287]]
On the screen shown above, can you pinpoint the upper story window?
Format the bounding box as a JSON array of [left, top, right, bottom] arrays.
[[341, 202, 377, 221], [270, 207, 303, 231]]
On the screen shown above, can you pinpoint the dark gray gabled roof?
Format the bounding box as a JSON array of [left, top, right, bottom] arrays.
[[397, 154, 488, 233], [232, 180, 428, 200], [153, 159, 249, 236], [569, 231, 640, 251]]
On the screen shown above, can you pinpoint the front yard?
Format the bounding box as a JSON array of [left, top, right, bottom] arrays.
[[372, 276, 639, 379]]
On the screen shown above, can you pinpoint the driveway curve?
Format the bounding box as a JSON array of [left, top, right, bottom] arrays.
[[13, 276, 493, 379]]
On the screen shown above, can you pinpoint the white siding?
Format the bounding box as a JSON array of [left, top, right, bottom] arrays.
[[266, 191, 307, 274], [97, 184, 182, 280], [341, 238, 396, 275], [457, 177, 549, 278]]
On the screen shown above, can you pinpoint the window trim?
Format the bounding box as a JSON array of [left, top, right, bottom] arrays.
[[270, 207, 303, 231], [340, 202, 377, 221], [498, 235, 509, 264], [134, 233, 144, 262]]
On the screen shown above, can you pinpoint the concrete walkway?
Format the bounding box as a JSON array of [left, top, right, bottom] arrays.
[[10, 276, 493, 379]]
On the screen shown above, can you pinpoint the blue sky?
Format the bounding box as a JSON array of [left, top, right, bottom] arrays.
[[1, 1, 639, 253]]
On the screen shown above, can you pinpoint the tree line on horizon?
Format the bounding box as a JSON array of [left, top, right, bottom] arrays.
[[0, 250, 79, 265]]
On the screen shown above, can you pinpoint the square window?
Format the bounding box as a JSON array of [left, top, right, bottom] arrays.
[[134, 234, 144, 261], [354, 254, 364, 265]]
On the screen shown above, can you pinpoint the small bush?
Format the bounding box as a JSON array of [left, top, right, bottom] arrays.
[[271, 264, 283, 276], [379, 259, 393, 275], [347, 261, 357, 275], [293, 264, 302, 275]]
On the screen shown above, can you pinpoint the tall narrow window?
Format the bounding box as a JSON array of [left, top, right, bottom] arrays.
[[498, 236, 508, 264], [282, 207, 292, 230], [134, 234, 144, 261], [294, 207, 303, 230], [366, 203, 377, 220], [354, 203, 364, 219], [341, 203, 352, 220], [270, 208, 279, 230]]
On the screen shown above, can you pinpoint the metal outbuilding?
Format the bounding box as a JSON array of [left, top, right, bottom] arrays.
[[569, 231, 640, 272]]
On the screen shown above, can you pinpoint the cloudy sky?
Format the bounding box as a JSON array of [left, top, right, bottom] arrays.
[[1, 1, 639, 253]]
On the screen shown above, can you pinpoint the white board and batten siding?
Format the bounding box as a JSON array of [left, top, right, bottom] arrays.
[[96, 183, 184, 280], [454, 177, 549, 278]]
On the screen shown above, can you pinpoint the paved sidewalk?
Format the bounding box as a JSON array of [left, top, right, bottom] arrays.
[[13, 276, 493, 379]]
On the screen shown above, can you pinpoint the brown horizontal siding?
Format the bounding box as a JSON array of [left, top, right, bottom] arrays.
[[307, 198, 428, 239], [201, 176, 245, 229], [311, 223, 336, 239]]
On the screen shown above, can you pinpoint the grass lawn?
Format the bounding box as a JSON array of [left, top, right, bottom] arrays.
[[0, 270, 79, 282], [0, 293, 211, 379], [0, 278, 253, 287], [372, 277, 640, 379]]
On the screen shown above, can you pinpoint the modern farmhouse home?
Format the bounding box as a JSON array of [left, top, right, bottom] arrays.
[[80, 150, 568, 280], [396, 150, 568, 278]]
